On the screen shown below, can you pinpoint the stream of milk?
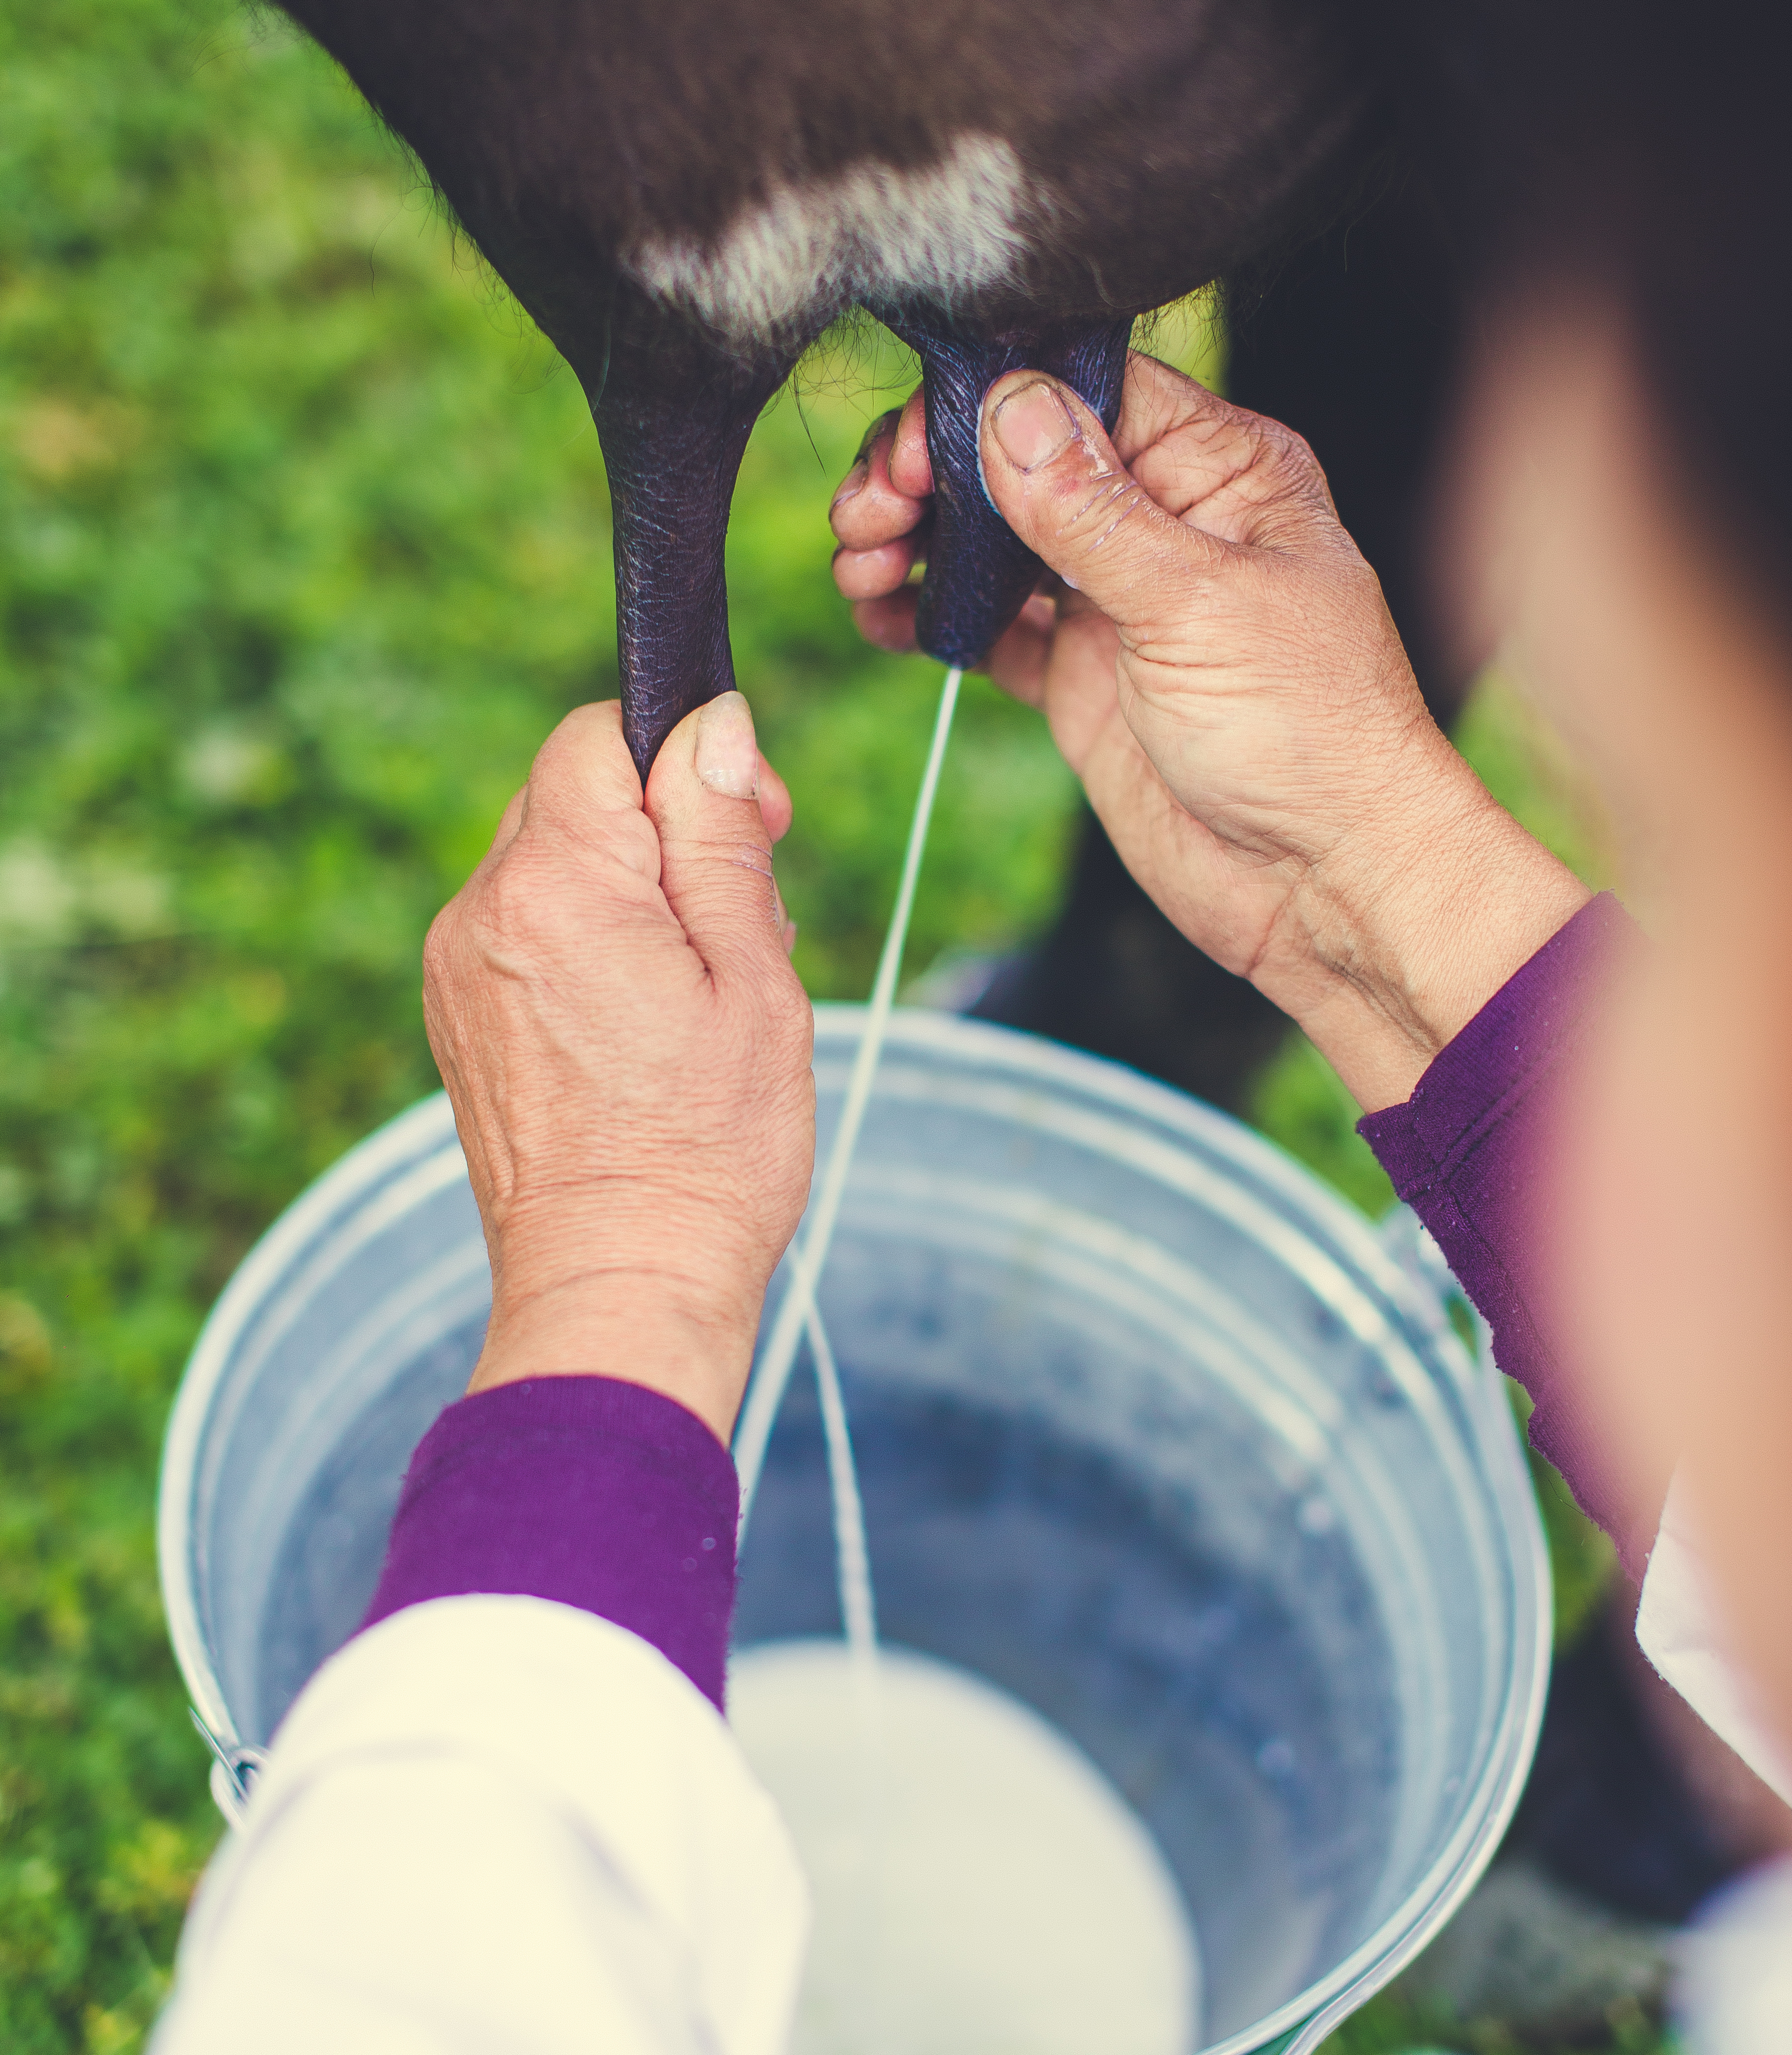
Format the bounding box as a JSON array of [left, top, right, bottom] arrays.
[[728, 666, 1201, 2052], [732, 668, 962, 1695], [733, 665, 964, 1537]]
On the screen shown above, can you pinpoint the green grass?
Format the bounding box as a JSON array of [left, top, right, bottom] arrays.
[[0, 4, 1644, 2049]]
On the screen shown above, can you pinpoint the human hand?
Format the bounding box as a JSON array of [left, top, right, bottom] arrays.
[[423, 695, 813, 1443], [832, 355, 1589, 1109]]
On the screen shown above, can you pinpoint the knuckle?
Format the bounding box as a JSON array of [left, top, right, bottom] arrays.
[[478, 846, 550, 934], [1046, 460, 1143, 546], [421, 899, 464, 984], [579, 806, 660, 880], [729, 955, 812, 1064], [1251, 416, 1329, 504], [855, 406, 901, 462]]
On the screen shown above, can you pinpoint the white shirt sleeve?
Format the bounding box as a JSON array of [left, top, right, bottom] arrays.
[[1635, 1472, 1792, 1811], [152, 1595, 811, 2055], [1676, 1855, 1792, 2055], [1635, 1474, 1792, 2055]]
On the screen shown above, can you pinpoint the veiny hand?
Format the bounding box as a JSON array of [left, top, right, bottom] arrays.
[[832, 355, 1589, 1109], [423, 694, 814, 1442]]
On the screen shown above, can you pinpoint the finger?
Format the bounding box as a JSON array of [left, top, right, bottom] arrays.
[[523, 700, 642, 810], [519, 700, 660, 883], [857, 406, 901, 462], [1110, 352, 1341, 551], [978, 373, 1225, 649], [478, 783, 530, 871], [888, 386, 931, 499], [831, 404, 928, 551], [1107, 350, 1224, 469], [850, 588, 919, 653], [758, 751, 793, 843], [833, 534, 923, 600], [645, 691, 793, 984]]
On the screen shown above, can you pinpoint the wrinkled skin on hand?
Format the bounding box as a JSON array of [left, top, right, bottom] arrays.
[[833, 352, 1590, 1111], [422, 695, 813, 1441]]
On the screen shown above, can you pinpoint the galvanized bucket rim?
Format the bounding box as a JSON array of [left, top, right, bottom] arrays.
[[157, 1005, 1550, 2055]]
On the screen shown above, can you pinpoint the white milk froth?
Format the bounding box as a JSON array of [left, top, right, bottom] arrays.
[[730, 1639, 1204, 2055]]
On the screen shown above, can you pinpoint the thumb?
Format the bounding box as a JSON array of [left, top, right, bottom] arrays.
[[979, 372, 1217, 638], [645, 691, 795, 982]]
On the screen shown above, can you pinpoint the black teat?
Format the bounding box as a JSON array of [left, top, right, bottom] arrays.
[[882, 312, 1134, 669]]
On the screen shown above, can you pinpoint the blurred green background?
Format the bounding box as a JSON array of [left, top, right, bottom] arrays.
[[0, 4, 1632, 2050]]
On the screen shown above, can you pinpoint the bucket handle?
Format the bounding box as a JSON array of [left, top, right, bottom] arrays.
[[191, 1708, 269, 1830]]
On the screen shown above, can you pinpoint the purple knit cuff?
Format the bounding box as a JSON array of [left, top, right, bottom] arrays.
[[1358, 892, 1647, 1559], [359, 1376, 739, 1711], [1358, 893, 1633, 1198]]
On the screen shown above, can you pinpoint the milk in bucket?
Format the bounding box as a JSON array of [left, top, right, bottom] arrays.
[[160, 1008, 1547, 2053]]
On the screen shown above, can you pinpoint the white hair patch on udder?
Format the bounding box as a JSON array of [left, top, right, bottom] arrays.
[[626, 134, 1040, 338]]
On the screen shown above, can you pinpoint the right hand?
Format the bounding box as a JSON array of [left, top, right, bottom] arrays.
[[831, 354, 1588, 1109], [423, 694, 813, 1442]]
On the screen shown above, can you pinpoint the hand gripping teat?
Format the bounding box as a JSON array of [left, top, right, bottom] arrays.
[[882, 312, 1134, 670]]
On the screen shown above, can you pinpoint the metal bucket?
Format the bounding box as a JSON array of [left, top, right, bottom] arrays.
[[159, 1008, 1548, 2053]]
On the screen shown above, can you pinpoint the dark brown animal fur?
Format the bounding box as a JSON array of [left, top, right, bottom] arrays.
[[280, 0, 1386, 769]]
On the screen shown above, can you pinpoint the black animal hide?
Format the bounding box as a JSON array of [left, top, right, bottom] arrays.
[[885, 312, 1135, 670], [279, 0, 1385, 774]]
